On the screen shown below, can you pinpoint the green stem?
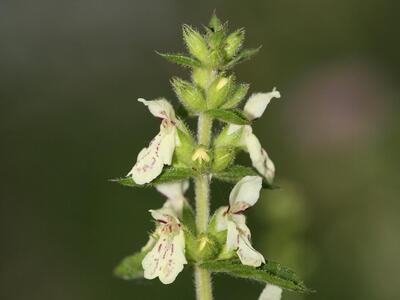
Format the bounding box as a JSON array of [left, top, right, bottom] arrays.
[[194, 113, 213, 300]]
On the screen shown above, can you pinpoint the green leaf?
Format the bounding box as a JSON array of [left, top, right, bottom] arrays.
[[114, 251, 146, 280], [206, 109, 250, 125], [156, 52, 201, 68], [224, 46, 262, 70], [213, 165, 278, 189], [110, 167, 196, 188], [200, 259, 313, 293]]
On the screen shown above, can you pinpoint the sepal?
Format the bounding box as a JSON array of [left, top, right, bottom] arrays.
[[213, 125, 243, 148], [174, 126, 196, 167], [208, 11, 223, 32], [182, 201, 196, 235], [192, 68, 216, 90], [224, 28, 245, 59], [221, 83, 250, 109], [224, 47, 262, 70], [183, 25, 210, 64], [207, 76, 234, 109], [211, 146, 236, 172]]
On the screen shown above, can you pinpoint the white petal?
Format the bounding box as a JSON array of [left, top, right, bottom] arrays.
[[142, 230, 187, 284], [149, 208, 178, 223], [156, 180, 189, 200], [243, 88, 281, 121], [128, 127, 176, 185], [229, 175, 262, 211], [227, 124, 243, 135], [159, 126, 177, 165], [138, 98, 176, 121], [259, 284, 282, 300], [226, 219, 240, 251], [215, 207, 229, 232], [243, 127, 275, 184], [237, 232, 265, 267], [156, 180, 189, 215]]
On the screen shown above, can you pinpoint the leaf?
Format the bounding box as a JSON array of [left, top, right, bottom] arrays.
[[200, 259, 313, 293], [156, 52, 201, 68], [206, 109, 250, 125], [114, 251, 147, 280], [224, 46, 262, 70], [213, 165, 278, 189], [110, 167, 196, 188]]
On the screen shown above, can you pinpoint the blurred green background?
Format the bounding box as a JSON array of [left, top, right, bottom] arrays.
[[1, 0, 399, 299]]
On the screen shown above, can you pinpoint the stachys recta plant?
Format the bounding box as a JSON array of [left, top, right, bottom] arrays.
[[112, 13, 312, 300]]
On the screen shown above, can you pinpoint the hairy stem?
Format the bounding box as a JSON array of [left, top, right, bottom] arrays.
[[194, 113, 213, 300]]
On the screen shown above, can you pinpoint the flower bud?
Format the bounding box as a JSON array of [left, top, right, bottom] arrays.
[[183, 25, 210, 64], [209, 12, 223, 32], [207, 28, 226, 50], [172, 77, 206, 112], [209, 49, 224, 68], [192, 146, 210, 164], [224, 28, 245, 59], [191, 145, 211, 172], [192, 68, 216, 90], [207, 75, 233, 109]]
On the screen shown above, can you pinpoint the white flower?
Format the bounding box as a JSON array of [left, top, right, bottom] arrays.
[[155, 180, 189, 216], [259, 284, 282, 300], [228, 88, 281, 184], [142, 208, 187, 284], [127, 98, 179, 185], [216, 176, 265, 267]]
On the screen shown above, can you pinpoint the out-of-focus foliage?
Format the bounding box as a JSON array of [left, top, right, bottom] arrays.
[[1, 0, 399, 300]]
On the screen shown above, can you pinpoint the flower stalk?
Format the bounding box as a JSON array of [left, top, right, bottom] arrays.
[[194, 111, 213, 298]]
